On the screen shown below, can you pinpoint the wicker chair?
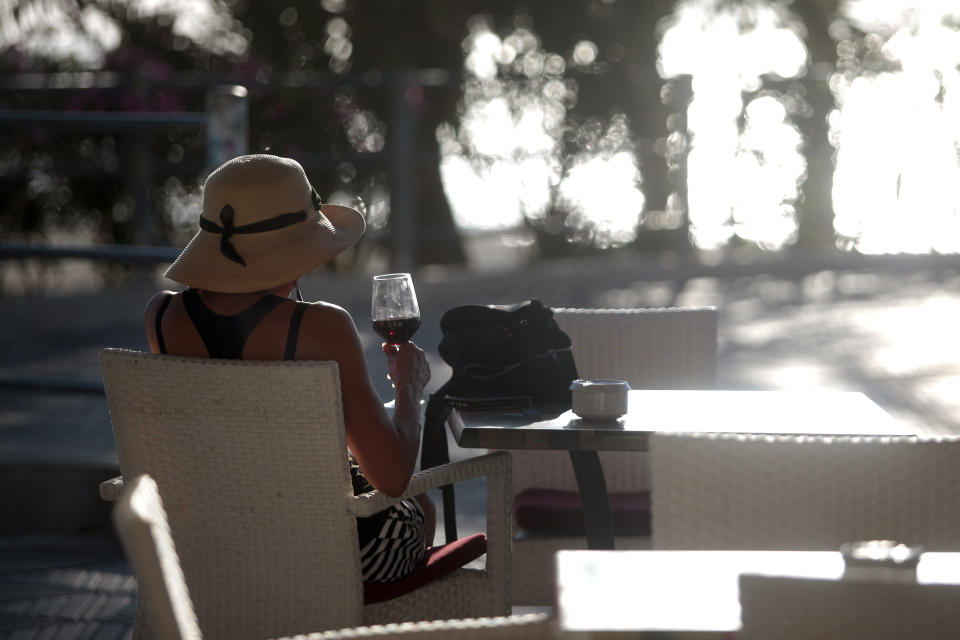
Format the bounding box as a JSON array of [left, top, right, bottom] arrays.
[[286, 614, 555, 640], [507, 307, 718, 605], [99, 349, 511, 640], [114, 473, 552, 640], [649, 432, 960, 550], [113, 474, 202, 640], [739, 573, 960, 639]]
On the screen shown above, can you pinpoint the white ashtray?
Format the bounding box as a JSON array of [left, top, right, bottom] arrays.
[[570, 379, 630, 421], [840, 540, 923, 583]]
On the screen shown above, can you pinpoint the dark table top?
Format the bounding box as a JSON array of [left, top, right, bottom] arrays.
[[449, 389, 914, 451]]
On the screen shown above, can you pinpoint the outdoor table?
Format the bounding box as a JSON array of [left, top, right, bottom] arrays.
[[448, 389, 914, 550], [555, 549, 960, 637]]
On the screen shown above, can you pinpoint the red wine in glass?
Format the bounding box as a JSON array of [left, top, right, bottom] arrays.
[[373, 316, 421, 343], [371, 273, 421, 345]]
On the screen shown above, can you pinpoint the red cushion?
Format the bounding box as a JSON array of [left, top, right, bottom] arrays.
[[362, 533, 487, 604], [513, 488, 651, 536]]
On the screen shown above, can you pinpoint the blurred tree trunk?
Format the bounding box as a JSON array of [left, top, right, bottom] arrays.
[[414, 85, 465, 266], [615, 1, 677, 232], [791, 0, 840, 252], [346, 1, 469, 267], [531, 0, 680, 255]]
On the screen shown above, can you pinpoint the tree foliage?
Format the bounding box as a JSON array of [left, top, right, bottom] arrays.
[[5, 0, 899, 273]]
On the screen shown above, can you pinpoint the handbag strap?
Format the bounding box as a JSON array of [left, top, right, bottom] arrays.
[[462, 346, 573, 379], [421, 382, 458, 543]]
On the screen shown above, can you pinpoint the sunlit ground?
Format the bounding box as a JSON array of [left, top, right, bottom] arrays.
[[708, 271, 960, 437]]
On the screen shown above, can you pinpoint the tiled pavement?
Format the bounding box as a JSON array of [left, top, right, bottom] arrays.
[[3, 261, 960, 637], [0, 535, 134, 639]]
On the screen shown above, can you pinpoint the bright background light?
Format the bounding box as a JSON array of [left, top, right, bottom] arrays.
[[446, 0, 960, 256]]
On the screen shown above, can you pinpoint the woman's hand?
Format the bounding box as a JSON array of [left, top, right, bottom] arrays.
[[383, 341, 431, 396]]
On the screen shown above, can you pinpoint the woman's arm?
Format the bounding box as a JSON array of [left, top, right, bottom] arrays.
[[297, 303, 429, 497]]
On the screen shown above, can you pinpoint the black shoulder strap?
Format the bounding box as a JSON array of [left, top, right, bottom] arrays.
[[154, 293, 173, 354], [284, 304, 307, 360]]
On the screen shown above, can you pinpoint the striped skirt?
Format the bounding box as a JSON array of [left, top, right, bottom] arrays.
[[359, 498, 427, 583]]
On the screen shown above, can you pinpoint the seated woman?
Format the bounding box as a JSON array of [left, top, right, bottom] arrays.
[[144, 153, 434, 583]]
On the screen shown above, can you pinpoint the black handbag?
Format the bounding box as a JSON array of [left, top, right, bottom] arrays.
[[420, 299, 579, 541]]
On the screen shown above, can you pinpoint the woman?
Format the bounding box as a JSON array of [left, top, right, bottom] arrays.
[[144, 153, 434, 583]]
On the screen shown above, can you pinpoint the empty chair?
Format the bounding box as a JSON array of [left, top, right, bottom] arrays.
[[507, 307, 718, 605], [100, 349, 511, 639], [650, 432, 960, 550], [739, 573, 960, 639]]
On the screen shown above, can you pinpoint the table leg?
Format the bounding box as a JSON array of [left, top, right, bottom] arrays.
[[568, 450, 615, 550]]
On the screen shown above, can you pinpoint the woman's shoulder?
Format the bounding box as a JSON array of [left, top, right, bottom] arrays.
[[144, 289, 180, 319], [296, 300, 364, 354], [300, 300, 359, 333], [301, 299, 351, 320]]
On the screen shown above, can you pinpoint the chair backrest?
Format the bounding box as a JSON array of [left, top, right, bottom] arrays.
[[113, 474, 202, 640], [739, 573, 960, 639], [553, 307, 718, 390], [509, 307, 718, 495], [101, 349, 364, 639], [310, 613, 553, 639], [650, 432, 960, 550]]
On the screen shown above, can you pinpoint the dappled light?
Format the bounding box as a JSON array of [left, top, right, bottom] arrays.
[[159, 176, 201, 244], [443, 18, 644, 248], [441, 155, 529, 231], [0, 2, 121, 67], [831, 2, 960, 254], [0, 0, 247, 68], [323, 15, 353, 73], [659, 0, 808, 251], [119, 0, 248, 56], [559, 151, 643, 247], [659, 0, 960, 254], [443, 22, 566, 232], [730, 96, 804, 250], [2, 0, 960, 267]]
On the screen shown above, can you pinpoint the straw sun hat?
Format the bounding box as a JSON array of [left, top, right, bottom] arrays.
[[165, 154, 365, 293]]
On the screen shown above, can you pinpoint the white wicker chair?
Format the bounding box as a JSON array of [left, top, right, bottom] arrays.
[[114, 474, 201, 640], [285, 614, 555, 640], [507, 307, 718, 605], [113, 473, 552, 640], [650, 432, 960, 550], [99, 349, 511, 640], [739, 573, 960, 639]]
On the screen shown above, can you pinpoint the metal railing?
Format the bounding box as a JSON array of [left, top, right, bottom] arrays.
[[0, 243, 179, 265]]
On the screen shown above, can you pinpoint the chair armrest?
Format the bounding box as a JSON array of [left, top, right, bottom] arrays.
[[269, 613, 551, 639], [100, 476, 124, 502], [346, 450, 512, 613], [346, 451, 510, 518]]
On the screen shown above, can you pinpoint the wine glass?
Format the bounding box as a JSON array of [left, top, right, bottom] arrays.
[[371, 273, 421, 344]]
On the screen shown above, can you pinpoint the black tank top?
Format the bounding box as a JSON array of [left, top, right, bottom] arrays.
[[154, 289, 306, 360], [153, 288, 394, 555]]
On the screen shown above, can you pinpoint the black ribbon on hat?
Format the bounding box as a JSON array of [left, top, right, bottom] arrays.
[[199, 204, 309, 267]]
